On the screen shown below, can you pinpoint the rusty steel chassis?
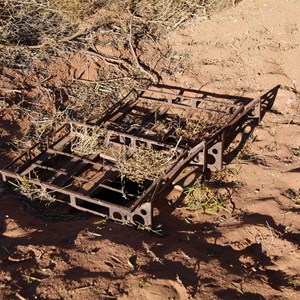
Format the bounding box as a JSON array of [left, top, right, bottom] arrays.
[[0, 87, 276, 227]]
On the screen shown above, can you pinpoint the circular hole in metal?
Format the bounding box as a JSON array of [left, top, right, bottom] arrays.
[[243, 125, 252, 134], [123, 215, 128, 220], [212, 148, 218, 155], [140, 209, 147, 216], [250, 110, 256, 116], [228, 106, 235, 114], [207, 154, 216, 165], [113, 212, 122, 220], [133, 214, 145, 226]]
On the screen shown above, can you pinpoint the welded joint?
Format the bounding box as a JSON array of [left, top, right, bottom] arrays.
[[207, 140, 223, 171]]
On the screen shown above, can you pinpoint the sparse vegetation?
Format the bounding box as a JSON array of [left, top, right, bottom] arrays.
[[9, 176, 57, 204], [184, 179, 231, 215], [114, 146, 177, 185], [71, 125, 107, 155], [2, 0, 300, 299]]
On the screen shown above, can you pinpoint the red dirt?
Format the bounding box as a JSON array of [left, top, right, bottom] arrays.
[[0, 0, 299, 299]]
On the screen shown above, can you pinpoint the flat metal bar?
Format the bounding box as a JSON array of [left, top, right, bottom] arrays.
[[19, 152, 50, 175], [106, 129, 186, 150], [95, 182, 137, 198], [84, 170, 119, 196], [47, 148, 117, 170], [136, 88, 241, 107], [52, 134, 74, 150], [31, 162, 138, 198], [138, 95, 232, 114], [1, 170, 132, 212], [30, 163, 90, 183]]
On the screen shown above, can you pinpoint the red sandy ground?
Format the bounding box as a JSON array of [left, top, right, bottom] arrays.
[[0, 0, 299, 299]]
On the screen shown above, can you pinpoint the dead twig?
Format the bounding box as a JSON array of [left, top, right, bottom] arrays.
[[128, 15, 157, 83], [82, 49, 133, 75], [0, 87, 22, 94]]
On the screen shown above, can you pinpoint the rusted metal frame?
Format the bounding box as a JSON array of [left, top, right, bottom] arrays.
[[2, 141, 43, 171], [15, 126, 177, 206], [137, 95, 233, 114], [84, 171, 120, 196], [198, 95, 265, 171], [29, 163, 90, 183], [104, 104, 170, 135], [130, 146, 193, 211], [88, 89, 138, 125], [0, 169, 135, 213], [105, 129, 186, 151], [103, 98, 245, 210], [46, 148, 117, 171], [136, 88, 241, 109]]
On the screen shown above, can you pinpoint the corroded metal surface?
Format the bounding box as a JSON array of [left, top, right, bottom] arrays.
[[0, 85, 279, 226]]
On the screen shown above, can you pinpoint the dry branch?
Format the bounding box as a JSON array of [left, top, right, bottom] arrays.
[[128, 16, 157, 83]]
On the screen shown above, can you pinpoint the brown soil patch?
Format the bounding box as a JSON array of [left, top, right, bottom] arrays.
[[1, 0, 299, 299]]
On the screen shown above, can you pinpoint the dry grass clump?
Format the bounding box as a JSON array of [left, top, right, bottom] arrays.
[[53, 0, 115, 22], [126, 0, 237, 41], [0, 0, 238, 69], [0, 0, 74, 68], [63, 79, 130, 121], [70, 125, 107, 155], [115, 146, 176, 185], [10, 176, 56, 204], [173, 112, 221, 143], [0, 0, 107, 69], [184, 179, 231, 215], [31, 108, 73, 140], [0, 1, 77, 46]]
